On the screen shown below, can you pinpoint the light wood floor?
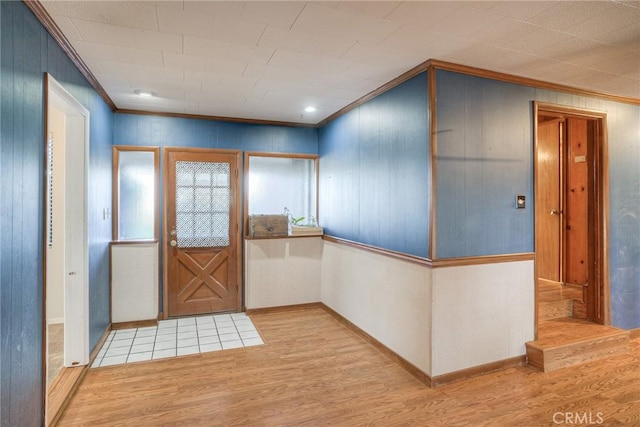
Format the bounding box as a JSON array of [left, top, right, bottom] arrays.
[[59, 307, 640, 426]]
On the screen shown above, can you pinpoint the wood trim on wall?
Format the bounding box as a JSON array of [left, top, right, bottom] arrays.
[[111, 319, 158, 330], [532, 107, 541, 339], [110, 240, 159, 246], [432, 253, 535, 268], [323, 235, 535, 269], [244, 151, 319, 160], [245, 235, 323, 241], [431, 355, 527, 388], [115, 109, 317, 129], [427, 64, 437, 260], [246, 302, 323, 316], [322, 235, 433, 268]]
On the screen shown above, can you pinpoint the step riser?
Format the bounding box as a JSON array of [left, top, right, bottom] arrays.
[[539, 300, 573, 322], [526, 333, 629, 372]]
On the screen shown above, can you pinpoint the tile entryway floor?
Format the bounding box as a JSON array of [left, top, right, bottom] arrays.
[[92, 312, 263, 368]]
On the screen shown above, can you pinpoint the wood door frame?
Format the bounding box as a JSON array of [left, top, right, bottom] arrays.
[[161, 147, 243, 319], [533, 102, 610, 336]]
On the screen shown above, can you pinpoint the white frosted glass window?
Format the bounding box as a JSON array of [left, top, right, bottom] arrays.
[[248, 156, 316, 224], [117, 151, 155, 240], [175, 161, 230, 248]]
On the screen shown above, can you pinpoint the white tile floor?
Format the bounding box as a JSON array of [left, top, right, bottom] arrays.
[[93, 313, 263, 368]]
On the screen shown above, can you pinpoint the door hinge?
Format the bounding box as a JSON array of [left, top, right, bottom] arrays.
[[235, 168, 238, 177]]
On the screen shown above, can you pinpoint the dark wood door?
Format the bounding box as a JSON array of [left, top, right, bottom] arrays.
[[165, 149, 242, 317]]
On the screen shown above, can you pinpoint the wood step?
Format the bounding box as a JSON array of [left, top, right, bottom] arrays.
[[539, 299, 573, 322], [526, 318, 630, 372]]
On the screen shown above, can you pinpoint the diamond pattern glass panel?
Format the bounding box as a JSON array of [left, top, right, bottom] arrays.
[[175, 161, 230, 248]]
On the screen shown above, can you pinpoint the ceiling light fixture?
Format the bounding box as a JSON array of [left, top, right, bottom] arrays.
[[134, 89, 154, 97], [304, 106, 316, 113]]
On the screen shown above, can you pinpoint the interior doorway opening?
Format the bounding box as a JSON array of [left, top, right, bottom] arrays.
[[534, 102, 609, 335], [44, 74, 90, 425]]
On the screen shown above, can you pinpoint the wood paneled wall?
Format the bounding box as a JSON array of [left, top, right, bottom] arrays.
[[435, 71, 534, 258], [114, 114, 318, 154], [318, 73, 430, 258], [0, 2, 113, 425], [606, 102, 640, 329]]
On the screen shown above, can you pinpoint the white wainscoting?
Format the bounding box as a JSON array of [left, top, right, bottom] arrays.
[[245, 237, 323, 309], [244, 238, 535, 378], [111, 242, 159, 323], [431, 260, 535, 376], [320, 241, 432, 375]]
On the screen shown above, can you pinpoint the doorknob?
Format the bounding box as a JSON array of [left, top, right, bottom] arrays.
[[170, 240, 177, 247], [549, 209, 563, 215]]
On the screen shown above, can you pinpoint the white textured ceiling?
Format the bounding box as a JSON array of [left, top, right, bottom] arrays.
[[41, 0, 640, 124]]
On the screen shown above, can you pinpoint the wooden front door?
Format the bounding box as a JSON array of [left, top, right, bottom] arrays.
[[164, 148, 242, 317]]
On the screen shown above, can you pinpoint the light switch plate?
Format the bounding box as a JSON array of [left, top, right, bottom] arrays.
[[516, 195, 525, 209]]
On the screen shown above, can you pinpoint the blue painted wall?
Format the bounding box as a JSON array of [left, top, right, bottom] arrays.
[[605, 102, 640, 329], [436, 72, 533, 258], [435, 70, 640, 329], [318, 73, 430, 258], [0, 2, 113, 425], [114, 113, 317, 154]]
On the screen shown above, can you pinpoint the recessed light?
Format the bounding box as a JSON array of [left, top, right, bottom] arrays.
[[134, 89, 154, 97], [304, 106, 316, 113]]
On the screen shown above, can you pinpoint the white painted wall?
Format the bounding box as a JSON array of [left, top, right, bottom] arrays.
[[111, 243, 159, 322], [46, 107, 66, 324], [320, 241, 432, 375], [245, 237, 323, 309], [431, 261, 535, 376]]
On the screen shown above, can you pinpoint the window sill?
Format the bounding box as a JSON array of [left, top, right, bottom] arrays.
[[110, 239, 159, 245], [244, 234, 323, 241]]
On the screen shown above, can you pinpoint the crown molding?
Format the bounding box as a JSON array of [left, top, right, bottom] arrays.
[[429, 59, 640, 106], [26, 0, 639, 129], [24, 0, 117, 111], [115, 109, 317, 128]]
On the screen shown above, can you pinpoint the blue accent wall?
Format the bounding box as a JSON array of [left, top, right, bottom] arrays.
[[318, 73, 430, 258], [606, 102, 640, 329], [435, 72, 534, 258], [435, 70, 640, 329], [0, 2, 113, 425], [114, 114, 317, 154]]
